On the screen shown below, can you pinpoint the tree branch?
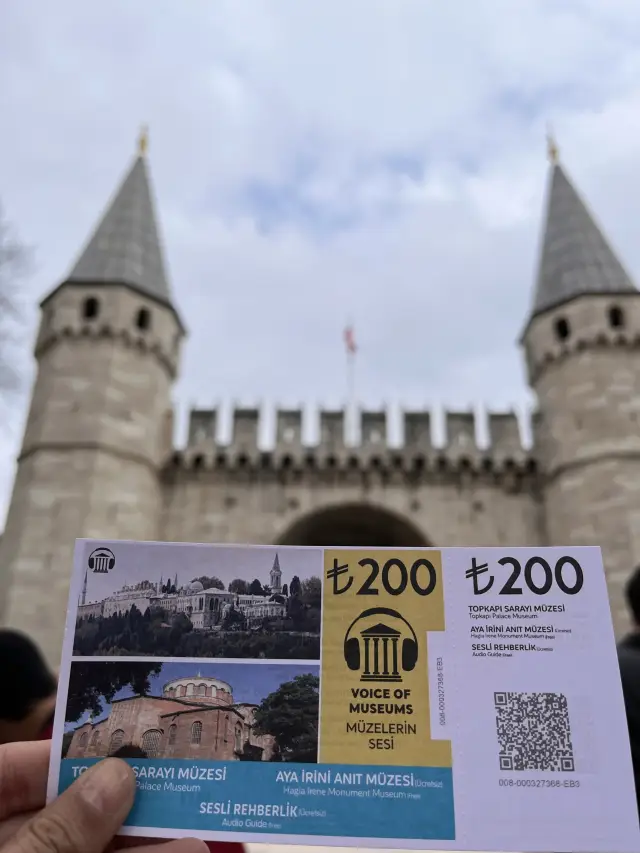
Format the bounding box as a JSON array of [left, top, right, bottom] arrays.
[[0, 201, 31, 401]]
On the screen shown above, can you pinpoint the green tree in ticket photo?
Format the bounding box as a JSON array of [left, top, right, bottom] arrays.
[[249, 578, 265, 596], [289, 575, 302, 597], [65, 660, 162, 721], [192, 575, 224, 590], [168, 612, 193, 647], [301, 576, 321, 608], [253, 673, 320, 763], [221, 604, 246, 630], [74, 609, 321, 658]]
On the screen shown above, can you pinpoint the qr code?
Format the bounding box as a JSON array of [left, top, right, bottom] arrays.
[[494, 691, 575, 772]]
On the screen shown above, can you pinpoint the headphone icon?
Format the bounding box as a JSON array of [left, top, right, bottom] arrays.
[[87, 547, 116, 572], [343, 607, 419, 673]]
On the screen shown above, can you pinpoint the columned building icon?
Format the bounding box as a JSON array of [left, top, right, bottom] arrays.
[[92, 554, 112, 573], [360, 623, 402, 682]]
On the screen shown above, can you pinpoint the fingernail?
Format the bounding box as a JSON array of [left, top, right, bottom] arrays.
[[78, 759, 135, 811]]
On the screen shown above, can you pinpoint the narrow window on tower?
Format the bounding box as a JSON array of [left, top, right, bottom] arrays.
[[554, 316, 570, 341], [136, 307, 151, 331], [608, 305, 625, 329], [82, 297, 100, 320]]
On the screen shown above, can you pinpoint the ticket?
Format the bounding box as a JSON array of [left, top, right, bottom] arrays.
[[47, 540, 639, 851]]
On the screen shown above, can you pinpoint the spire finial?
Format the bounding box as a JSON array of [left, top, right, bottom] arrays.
[[138, 125, 149, 157], [546, 126, 559, 165]]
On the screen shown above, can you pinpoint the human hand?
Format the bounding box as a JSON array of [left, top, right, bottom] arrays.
[[0, 740, 208, 853]]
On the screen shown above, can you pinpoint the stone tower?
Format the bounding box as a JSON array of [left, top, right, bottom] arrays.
[[0, 130, 184, 658], [522, 138, 640, 636]]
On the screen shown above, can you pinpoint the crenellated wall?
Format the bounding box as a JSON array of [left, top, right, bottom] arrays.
[[159, 404, 543, 550], [176, 405, 532, 474]]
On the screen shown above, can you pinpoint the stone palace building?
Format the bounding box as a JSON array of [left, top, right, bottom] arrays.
[[77, 552, 289, 629], [65, 672, 275, 762], [1, 130, 640, 663]]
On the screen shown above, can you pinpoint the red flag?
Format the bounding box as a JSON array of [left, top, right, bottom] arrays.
[[344, 325, 357, 354]]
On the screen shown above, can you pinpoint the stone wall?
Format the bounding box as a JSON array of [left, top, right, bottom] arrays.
[[67, 696, 275, 762], [160, 470, 543, 549], [0, 448, 161, 659]]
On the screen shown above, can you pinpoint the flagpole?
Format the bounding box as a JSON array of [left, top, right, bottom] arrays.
[[344, 323, 357, 446], [347, 345, 355, 446]]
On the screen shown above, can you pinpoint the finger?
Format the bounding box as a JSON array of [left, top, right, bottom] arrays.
[[0, 810, 201, 847], [0, 812, 37, 847], [112, 840, 208, 853], [111, 839, 184, 851], [3, 758, 135, 853], [0, 806, 209, 853], [0, 813, 171, 850], [0, 740, 50, 820], [0, 815, 210, 850], [112, 840, 193, 850]]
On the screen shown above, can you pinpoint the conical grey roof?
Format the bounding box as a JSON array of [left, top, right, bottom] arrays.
[[65, 151, 173, 305], [530, 159, 636, 317]]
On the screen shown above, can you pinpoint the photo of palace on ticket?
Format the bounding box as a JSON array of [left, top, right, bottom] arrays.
[[47, 539, 640, 851]]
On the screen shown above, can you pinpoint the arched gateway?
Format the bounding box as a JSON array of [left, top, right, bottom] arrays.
[[276, 503, 429, 547]]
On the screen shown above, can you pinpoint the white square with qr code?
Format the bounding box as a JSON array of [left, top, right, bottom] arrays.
[[494, 691, 576, 772]]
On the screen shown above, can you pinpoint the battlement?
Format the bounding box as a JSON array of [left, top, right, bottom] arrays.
[[172, 405, 536, 478], [188, 409, 217, 446], [232, 408, 260, 457]]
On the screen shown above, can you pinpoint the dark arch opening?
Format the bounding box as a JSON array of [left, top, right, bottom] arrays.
[[277, 503, 429, 547]]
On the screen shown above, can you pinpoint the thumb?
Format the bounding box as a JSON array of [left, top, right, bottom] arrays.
[[3, 759, 135, 853]]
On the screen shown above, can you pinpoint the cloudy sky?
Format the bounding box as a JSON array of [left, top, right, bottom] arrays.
[[1, 0, 640, 527]]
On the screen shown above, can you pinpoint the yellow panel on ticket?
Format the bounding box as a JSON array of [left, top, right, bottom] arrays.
[[319, 548, 452, 768]]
